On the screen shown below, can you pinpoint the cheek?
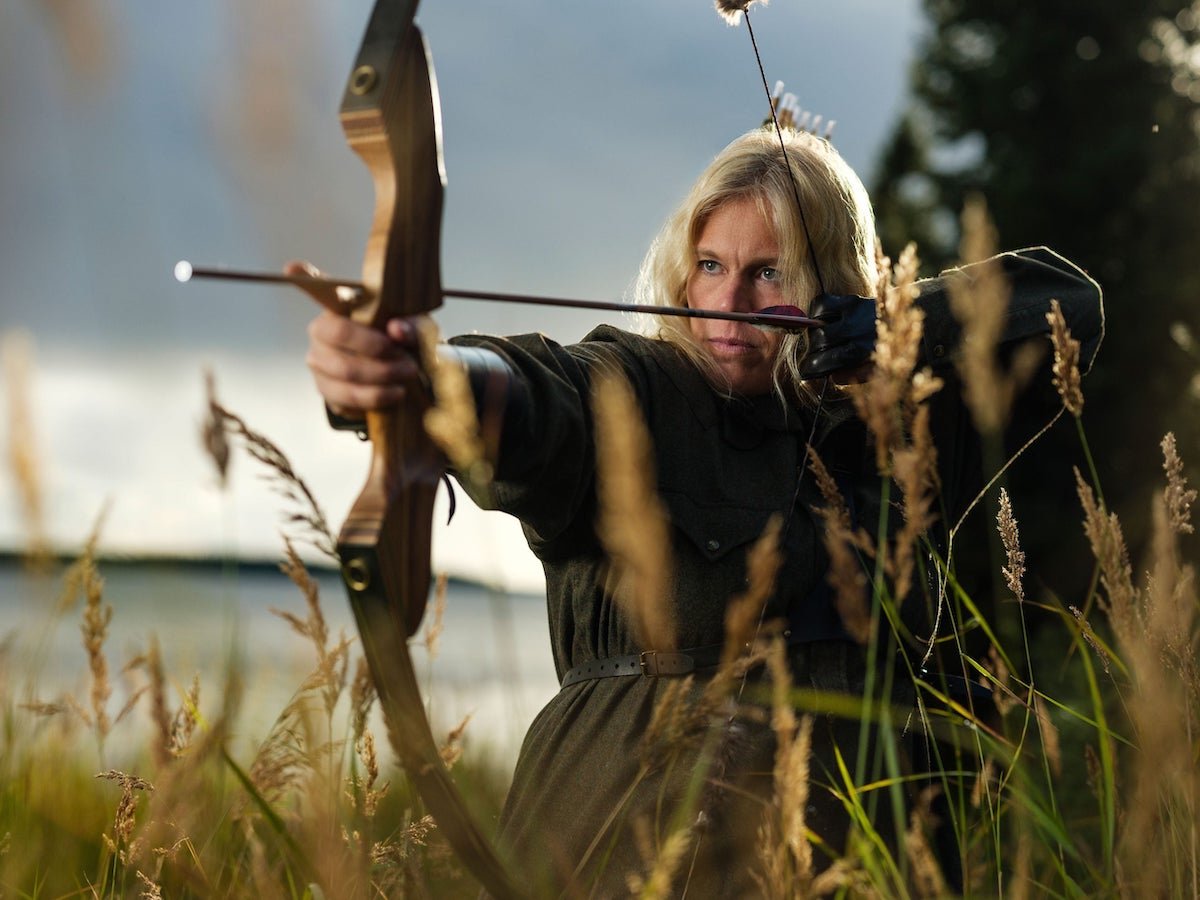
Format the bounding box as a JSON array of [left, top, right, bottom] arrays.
[[762, 331, 784, 363], [684, 273, 697, 308], [684, 276, 702, 338]]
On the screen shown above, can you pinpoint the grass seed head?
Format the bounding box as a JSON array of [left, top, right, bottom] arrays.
[[440, 714, 472, 770], [763, 637, 814, 890], [628, 818, 695, 900], [419, 319, 494, 489], [423, 572, 449, 660], [721, 515, 783, 669], [207, 394, 337, 559], [202, 368, 231, 487], [593, 372, 676, 652], [891, 403, 940, 601], [97, 770, 154, 860], [1146, 492, 1197, 669], [905, 788, 948, 898], [640, 676, 701, 769], [1160, 432, 1196, 535], [853, 244, 926, 474], [80, 560, 113, 744], [136, 870, 163, 900], [276, 538, 348, 717], [169, 675, 201, 758], [1047, 299, 1084, 416], [1010, 830, 1033, 900], [1033, 695, 1062, 778], [807, 447, 872, 643], [985, 647, 1019, 716], [996, 489, 1026, 604], [3, 330, 51, 567], [350, 656, 376, 741], [1069, 606, 1113, 674], [949, 196, 1015, 435], [352, 728, 387, 819], [1075, 468, 1137, 641], [136, 636, 172, 768]]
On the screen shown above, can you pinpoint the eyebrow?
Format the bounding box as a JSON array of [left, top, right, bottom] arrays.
[[694, 246, 780, 268]]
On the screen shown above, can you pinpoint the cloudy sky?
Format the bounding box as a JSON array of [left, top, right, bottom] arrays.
[[0, 0, 921, 593]]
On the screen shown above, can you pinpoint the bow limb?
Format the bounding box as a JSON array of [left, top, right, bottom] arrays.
[[336, 3, 521, 896]]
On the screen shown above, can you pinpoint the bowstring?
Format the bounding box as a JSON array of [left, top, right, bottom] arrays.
[[682, 8, 836, 891], [729, 4, 833, 710], [732, 376, 829, 708], [742, 9, 828, 295], [681, 379, 829, 900]]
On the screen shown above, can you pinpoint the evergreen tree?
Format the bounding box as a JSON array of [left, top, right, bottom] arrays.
[[873, 0, 1200, 599]]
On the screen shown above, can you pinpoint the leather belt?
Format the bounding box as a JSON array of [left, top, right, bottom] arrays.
[[560, 645, 725, 689]]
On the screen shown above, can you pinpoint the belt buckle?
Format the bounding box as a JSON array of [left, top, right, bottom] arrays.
[[639, 651, 693, 677]]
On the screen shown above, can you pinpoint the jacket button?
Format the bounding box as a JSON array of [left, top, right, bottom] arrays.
[[705, 539, 721, 552], [932, 343, 946, 358]]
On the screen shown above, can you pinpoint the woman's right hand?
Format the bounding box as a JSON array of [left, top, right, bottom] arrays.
[[285, 260, 424, 418], [305, 310, 425, 419]]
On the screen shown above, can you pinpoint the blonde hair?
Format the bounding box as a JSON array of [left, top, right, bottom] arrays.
[[633, 128, 878, 402]]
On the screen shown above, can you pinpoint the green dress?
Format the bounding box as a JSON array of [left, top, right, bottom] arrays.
[[450, 248, 1103, 896]]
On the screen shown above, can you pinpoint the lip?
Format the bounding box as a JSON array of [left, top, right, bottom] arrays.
[[707, 336, 760, 356]]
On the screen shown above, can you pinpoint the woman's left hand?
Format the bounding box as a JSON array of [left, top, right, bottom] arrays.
[[800, 293, 876, 382]]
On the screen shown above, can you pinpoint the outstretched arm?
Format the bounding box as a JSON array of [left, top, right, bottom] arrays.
[[797, 247, 1103, 381]]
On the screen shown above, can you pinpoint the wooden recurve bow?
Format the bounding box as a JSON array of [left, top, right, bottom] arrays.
[[334, 2, 520, 896]]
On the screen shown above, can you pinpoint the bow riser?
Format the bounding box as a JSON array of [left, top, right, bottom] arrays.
[[338, 13, 446, 637], [342, 23, 446, 326], [333, 3, 521, 896], [337, 413, 439, 638]]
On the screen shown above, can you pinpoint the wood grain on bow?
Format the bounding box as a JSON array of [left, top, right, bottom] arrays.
[[336, 2, 520, 896]]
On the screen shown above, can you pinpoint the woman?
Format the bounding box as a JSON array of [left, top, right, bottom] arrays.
[[308, 128, 1102, 894]]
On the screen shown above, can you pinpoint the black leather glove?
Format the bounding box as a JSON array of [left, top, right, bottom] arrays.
[[799, 293, 877, 380]]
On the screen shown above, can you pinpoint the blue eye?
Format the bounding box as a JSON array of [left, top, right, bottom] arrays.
[[698, 259, 721, 274], [759, 267, 780, 282]]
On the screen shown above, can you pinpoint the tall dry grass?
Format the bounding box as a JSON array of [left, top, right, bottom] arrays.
[[577, 206, 1199, 897], [0, 375, 507, 898], [2, 209, 1198, 899]]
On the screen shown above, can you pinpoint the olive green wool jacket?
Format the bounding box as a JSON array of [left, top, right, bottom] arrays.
[[450, 246, 1102, 897]]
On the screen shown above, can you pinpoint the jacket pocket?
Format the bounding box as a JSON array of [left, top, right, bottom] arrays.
[[659, 489, 777, 563]]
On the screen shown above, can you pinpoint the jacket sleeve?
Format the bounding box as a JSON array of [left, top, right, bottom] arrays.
[[915, 247, 1104, 528], [916, 246, 1104, 373], [445, 328, 643, 547]]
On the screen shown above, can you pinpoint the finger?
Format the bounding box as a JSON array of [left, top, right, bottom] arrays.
[[385, 317, 421, 348], [308, 310, 401, 359], [312, 370, 407, 413], [306, 338, 420, 387]]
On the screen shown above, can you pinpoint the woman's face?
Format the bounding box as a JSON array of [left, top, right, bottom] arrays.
[[685, 196, 786, 396]]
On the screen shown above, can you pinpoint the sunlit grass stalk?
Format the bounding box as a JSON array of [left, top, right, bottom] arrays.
[[2, 330, 51, 569], [592, 371, 676, 652], [1074, 415, 1106, 512], [1071, 622, 1118, 882], [998, 490, 1067, 874]]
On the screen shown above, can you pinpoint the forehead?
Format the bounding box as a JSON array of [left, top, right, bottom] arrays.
[[694, 196, 780, 249]]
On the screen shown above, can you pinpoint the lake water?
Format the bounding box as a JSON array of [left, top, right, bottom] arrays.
[[0, 557, 558, 767]]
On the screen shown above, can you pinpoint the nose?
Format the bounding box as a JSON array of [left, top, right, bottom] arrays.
[[714, 274, 754, 312]]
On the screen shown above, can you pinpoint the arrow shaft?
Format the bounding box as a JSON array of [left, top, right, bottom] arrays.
[[176, 263, 821, 329]]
